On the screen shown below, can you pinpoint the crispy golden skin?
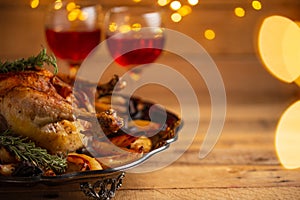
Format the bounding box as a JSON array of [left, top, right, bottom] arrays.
[[0, 69, 124, 154], [0, 69, 85, 154]]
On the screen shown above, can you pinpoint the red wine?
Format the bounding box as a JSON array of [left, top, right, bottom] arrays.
[[45, 29, 101, 63], [106, 37, 165, 66]]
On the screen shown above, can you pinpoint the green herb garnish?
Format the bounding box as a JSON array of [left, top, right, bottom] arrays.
[[0, 48, 58, 74], [0, 130, 67, 174]]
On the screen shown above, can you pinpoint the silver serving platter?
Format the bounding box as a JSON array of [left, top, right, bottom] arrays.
[[0, 96, 182, 200]]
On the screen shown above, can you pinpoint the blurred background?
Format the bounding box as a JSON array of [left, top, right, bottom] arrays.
[[0, 0, 299, 106]]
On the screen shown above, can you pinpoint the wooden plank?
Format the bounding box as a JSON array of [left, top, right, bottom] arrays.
[[122, 165, 300, 189], [116, 128, 279, 168], [114, 187, 300, 200], [176, 132, 279, 165], [1, 186, 300, 200], [0, 101, 299, 199], [1, 165, 299, 197]]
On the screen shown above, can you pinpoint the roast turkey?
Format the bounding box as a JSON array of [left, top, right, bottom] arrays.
[[0, 68, 123, 154]]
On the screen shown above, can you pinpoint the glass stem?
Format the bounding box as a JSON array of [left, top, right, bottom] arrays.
[[69, 63, 80, 78]]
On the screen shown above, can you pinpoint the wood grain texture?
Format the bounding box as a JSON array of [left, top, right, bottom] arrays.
[[1, 102, 300, 199], [114, 187, 300, 200], [1, 1, 300, 199]]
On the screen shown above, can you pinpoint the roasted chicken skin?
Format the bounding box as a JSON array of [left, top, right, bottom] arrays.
[[0, 69, 123, 154], [0, 69, 85, 153]]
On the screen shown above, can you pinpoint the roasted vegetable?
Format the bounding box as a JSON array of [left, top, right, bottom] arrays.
[[66, 153, 102, 173], [0, 49, 166, 177]]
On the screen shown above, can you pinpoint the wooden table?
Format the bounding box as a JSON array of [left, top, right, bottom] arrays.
[[1, 1, 300, 199], [1, 96, 300, 199], [114, 101, 300, 199]]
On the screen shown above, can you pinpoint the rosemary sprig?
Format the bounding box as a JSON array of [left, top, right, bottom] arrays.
[[0, 130, 67, 174], [0, 48, 58, 74]]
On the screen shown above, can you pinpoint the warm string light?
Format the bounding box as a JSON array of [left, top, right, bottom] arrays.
[[252, 0, 262, 10], [234, 7, 245, 17], [170, 1, 182, 11], [171, 12, 182, 22], [177, 5, 192, 17], [204, 29, 216, 40], [30, 0, 39, 8], [156, 0, 263, 42], [54, 1, 62, 10], [30, 0, 262, 23], [258, 15, 300, 83], [258, 15, 300, 169], [29, 0, 63, 9], [157, 0, 171, 6], [66, 2, 89, 22], [188, 0, 199, 6], [30, 0, 89, 22], [157, 0, 198, 23], [234, 0, 262, 18], [29, 0, 263, 42]]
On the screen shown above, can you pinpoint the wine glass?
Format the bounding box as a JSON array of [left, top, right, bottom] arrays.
[[44, 0, 103, 76], [104, 6, 165, 80]]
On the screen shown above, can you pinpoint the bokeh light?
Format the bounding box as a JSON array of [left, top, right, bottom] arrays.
[[66, 2, 76, 11], [177, 5, 192, 17], [258, 15, 300, 83], [171, 12, 182, 22], [54, 0, 63, 10], [68, 8, 81, 21], [170, 1, 182, 11], [30, 0, 39, 8], [157, 0, 197, 22], [204, 29, 216, 40], [119, 25, 131, 33], [276, 101, 300, 169], [252, 0, 262, 10], [157, 0, 171, 6], [78, 11, 88, 21], [188, 0, 199, 6], [234, 7, 245, 17], [108, 22, 118, 32], [132, 23, 142, 31]]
